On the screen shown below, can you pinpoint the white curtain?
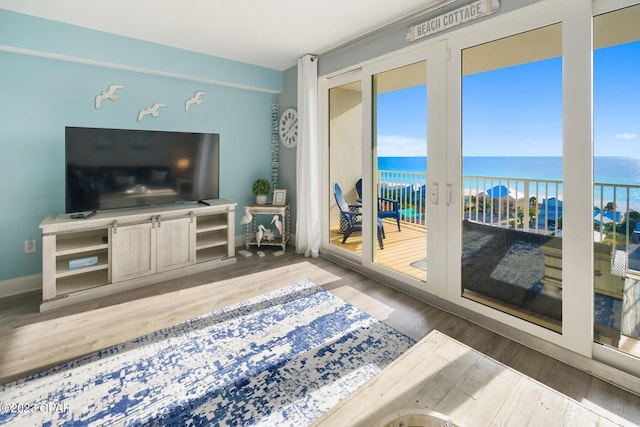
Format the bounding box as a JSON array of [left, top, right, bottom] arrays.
[[295, 54, 320, 258]]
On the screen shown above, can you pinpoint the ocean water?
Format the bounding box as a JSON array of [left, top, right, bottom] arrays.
[[378, 156, 640, 208]]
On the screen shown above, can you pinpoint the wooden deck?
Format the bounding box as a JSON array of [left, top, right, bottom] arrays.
[[329, 219, 427, 281]]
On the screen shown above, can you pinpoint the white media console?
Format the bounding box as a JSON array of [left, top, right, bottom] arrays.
[[39, 199, 236, 311]]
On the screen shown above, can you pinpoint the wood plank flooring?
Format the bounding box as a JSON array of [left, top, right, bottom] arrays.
[[315, 330, 635, 426], [0, 251, 639, 425]]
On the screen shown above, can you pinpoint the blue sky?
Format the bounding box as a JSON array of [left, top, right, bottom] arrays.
[[376, 40, 640, 157], [376, 85, 427, 157]]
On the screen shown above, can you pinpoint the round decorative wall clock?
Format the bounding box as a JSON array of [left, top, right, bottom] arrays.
[[279, 108, 298, 148]]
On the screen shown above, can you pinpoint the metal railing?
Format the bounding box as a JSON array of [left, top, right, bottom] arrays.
[[378, 171, 427, 225], [377, 170, 640, 271]]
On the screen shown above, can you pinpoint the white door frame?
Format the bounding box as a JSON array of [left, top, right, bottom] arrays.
[[360, 42, 449, 298]]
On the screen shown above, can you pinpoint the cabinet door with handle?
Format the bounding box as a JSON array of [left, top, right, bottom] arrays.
[[111, 222, 156, 282], [156, 216, 196, 272]]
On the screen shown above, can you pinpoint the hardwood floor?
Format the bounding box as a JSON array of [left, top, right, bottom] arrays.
[[1, 251, 639, 425], [316, 330, 634, 426]]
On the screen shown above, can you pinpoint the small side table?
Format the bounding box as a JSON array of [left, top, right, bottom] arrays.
[[244, 204, 290, 251]]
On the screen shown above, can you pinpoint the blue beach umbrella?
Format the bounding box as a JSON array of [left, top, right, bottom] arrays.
[[486, 185, 509, 199]]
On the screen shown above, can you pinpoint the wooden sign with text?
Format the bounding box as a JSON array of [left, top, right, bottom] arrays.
[[406, 0, 501, 42]]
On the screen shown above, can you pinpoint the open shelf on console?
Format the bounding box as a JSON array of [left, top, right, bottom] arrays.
[[56, 251, 109, 278], [56, 229, 108, 255], [196, 215, 228, 233], [196, 246, 229, 263], [55, 270, 110, 296], [196, 231, 228, 251]]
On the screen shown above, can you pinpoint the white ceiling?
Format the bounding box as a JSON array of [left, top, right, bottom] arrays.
[[0, 0, 440, 70]]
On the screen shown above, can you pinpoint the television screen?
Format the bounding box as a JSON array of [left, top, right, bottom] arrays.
[[65, 127, 219, 213]]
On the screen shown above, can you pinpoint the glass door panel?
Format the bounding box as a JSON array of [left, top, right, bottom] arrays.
[[328, 81, 363, 254], [461, 24, 564, 331], [593, 4, 640, 357], [372, 61, 427, 281]]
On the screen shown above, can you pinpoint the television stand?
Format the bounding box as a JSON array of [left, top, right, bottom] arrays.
[[39, 200, 236, 311], [198, 200, 210, 206]]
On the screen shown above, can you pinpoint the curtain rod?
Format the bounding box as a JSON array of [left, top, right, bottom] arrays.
[[319, 0, 457, 56]]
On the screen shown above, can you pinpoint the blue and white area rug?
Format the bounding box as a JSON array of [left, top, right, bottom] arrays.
[[0, 279, 415, 426]]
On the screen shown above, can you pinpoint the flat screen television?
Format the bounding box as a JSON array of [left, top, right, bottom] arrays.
[[65, 127, 220, 213]]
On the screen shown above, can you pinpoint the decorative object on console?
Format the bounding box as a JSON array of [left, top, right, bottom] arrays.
[[279, 108, 298, 148], [137, 103, 167, 122], [69, 256, 98, 270], [256, 224, 266, 247], [273, 189, 287, 206], [251, 178, 271, 205], [271, 214, 282, 236], [95, 84, 125, 109], [240, 206, 252, 232], [185, 91, 207, 112], [263, 228, 275, 241]]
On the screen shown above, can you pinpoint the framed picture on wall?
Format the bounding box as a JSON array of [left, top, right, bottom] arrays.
[[273, 189, 287, 205]]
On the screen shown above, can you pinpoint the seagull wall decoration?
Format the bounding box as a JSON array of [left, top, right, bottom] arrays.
[[185, 91, 207, 112], [137, 103, 167, 122], [95, 84, 125, 109]]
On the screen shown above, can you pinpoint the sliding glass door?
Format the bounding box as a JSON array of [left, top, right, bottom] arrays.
[[460, 24, 564, 332], [371, 61, 428, 282], [593, 3, 640, 358]]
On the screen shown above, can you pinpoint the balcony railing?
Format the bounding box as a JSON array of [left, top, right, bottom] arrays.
[[378, 170, 640, 272]]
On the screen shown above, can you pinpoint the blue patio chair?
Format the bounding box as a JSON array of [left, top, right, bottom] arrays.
[[334, 182, 384, 249], [355, 178, 401, 232]]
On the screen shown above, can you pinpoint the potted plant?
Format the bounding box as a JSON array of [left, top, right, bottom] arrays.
[[252, 178, 271, 205]]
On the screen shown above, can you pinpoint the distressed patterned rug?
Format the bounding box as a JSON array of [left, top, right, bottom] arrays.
[[0, 279, 415, 426]]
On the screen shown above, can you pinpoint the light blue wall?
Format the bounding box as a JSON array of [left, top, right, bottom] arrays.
[[0, 10, 283, 282]]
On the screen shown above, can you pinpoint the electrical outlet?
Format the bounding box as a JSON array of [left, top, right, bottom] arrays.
[[24, 239, 36, 253]]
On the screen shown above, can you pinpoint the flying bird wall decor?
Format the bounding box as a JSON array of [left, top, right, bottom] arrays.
[[137, 103, 167, 122], [185, 91, 207, 112], [95, 84, 125, 109]]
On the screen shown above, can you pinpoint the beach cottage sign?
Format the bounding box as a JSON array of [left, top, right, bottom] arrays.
[[406, 0, 501, 42]]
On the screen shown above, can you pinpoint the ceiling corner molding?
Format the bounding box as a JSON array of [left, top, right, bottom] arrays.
[[0, 44, 281, 95]]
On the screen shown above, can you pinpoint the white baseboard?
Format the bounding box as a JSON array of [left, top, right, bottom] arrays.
[[0, 274, 42, 298]]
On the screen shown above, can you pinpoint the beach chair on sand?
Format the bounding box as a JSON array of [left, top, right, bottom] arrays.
[[355, 178, 401, 232], [334, 182, 384, 249]]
